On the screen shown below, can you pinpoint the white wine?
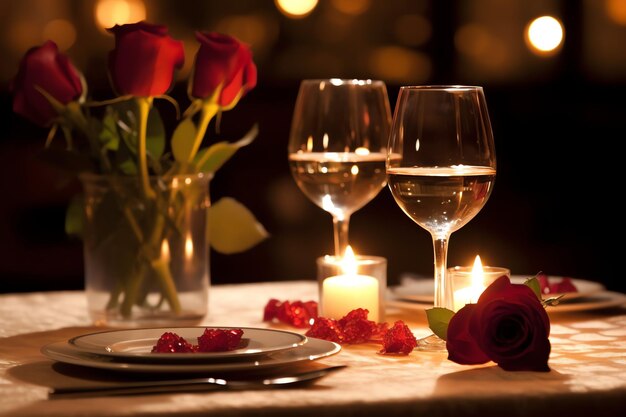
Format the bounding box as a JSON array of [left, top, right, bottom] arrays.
[[387, 166, 496, 237], [289, 152, 387, 217]]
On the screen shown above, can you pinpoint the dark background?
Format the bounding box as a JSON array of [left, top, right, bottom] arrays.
[[1, 0, 624, 293]]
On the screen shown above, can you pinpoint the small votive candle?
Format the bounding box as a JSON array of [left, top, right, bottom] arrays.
[[317, 246, 386, 322], [450, 255, 510, 312]]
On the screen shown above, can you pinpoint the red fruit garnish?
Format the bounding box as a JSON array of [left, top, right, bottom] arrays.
[[197, 328, 244, 352], [537, 273, 578, 294], [306, 317, 344, 343], [263, 299, 318, 328], [338, 308, 377, 344], [151, 332, 196, 353], [379, 321, 417, 355]]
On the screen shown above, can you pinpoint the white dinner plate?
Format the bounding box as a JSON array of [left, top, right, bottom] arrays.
[[387, 291, 626, 314], [390, 275, 606, 304], [41, 337, 341, 374], [68, 327, 307, 362]]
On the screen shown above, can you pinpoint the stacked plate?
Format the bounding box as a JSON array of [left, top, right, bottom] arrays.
[[388, 275, 626, 313], [41, 327, 341, 374]]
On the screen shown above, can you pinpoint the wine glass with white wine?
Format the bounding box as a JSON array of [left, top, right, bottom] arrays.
[[288, 79, 392, 257], [386, 86, 497, 351]]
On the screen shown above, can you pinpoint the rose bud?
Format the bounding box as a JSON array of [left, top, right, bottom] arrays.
[[447, 276, 551, 372], [10, 40, 83, 127], [107, 21, 184, 97], [191, 32, 257, 107]]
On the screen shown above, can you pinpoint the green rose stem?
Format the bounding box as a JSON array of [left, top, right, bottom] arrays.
[[117, 97, 182, 318]]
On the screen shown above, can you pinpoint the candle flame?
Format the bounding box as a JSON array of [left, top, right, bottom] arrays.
[[340, 245, 357, 276], [471, 255, 484, 288], [185, 234, 194, 260]]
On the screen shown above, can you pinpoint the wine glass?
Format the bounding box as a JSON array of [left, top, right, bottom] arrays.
[[386, 86, 496, 351], [288, 79, 392, 257]]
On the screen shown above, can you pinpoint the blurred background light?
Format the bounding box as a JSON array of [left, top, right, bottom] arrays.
[[330, 0, 371, 15], [274, 0, 318, 19], [605, 0, 626, 25], [368, 46, 431, 83], [394, 14, 431, 47], [42, 19, 76, 51], [525, 15, 564, 56], [95, 0, 147, 31]]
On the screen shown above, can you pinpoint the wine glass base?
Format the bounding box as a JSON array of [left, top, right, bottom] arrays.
[[416, 334, 448, 352]]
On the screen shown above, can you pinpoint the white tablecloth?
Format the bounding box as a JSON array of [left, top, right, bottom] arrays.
[[1, 281, 625, 416]]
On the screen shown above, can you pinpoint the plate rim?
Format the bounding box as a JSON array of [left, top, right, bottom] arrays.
[[390, 276, 606, 303], [41, 337, 341, 373], [68, 326, 308, 361]]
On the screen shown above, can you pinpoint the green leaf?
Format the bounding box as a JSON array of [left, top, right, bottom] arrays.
[[195, 124, 258, 173], [208, 197, 268, 254], [426, 307, 455, 341], [99, 106, 120, 151], [171, 117, 198, 162], [146, 106, 165, 159], [65, 194, 84, 238], [543, 294, 564, 307], [524, 277, 542, 301]]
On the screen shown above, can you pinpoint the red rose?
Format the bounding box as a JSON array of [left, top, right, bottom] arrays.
[[446, 275, 551, 372], [10, 40, 83, 126], [191, 32, 257, 107], [107, 22, 184, 96]]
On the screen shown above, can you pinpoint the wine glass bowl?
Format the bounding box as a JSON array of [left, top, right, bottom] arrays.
[[288, 79, 392, 257], [386, 85, 496, 351]]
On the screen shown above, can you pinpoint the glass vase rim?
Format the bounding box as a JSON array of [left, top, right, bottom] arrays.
[[398, 85, 483, 92], [300, 78, 387, 87], [78, 172, 213, 182]]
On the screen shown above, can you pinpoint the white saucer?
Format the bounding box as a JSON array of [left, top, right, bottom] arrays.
[[68, 327, 307, 362], [41, 337, 341, 374]]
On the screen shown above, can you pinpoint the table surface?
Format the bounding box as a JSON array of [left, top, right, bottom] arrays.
[[1, 280, 625, 417]]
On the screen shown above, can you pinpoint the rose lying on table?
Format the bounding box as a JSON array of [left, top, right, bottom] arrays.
[[263, 301, 417, 355], [152, 328, 244, 353], [427, 275, 553, 372]]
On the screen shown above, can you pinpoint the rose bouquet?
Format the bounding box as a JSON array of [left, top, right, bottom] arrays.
[[10, 22, 267, 324]]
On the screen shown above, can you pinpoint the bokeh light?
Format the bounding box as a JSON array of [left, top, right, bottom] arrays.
[[330, 0, 371, 15], [42, 19, 77, 51], [606, 0, 626, 25], [525, 16, 564, 56], [394, 14, 431, 47], [368, 46, 430, 83], [274, 0, 318, 19], [95, 0, 146, 31]]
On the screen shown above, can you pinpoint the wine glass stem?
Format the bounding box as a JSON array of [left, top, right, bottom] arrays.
[[332, 215, 350, 257], [432, 236, 454, 310]]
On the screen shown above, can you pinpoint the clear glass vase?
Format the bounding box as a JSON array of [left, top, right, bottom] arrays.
[[79, 173, 212, 327]]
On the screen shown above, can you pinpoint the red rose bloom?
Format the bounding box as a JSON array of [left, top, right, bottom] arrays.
[[446, 275, 551, 372], [191, 32, 257, 106], [107, 21, 184, 96], [10, 40, 83, 126]]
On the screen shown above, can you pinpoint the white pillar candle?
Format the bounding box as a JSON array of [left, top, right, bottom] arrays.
[[322, 274, 380, 322]]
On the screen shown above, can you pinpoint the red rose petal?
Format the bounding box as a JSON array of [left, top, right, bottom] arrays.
[[379, 321, 417, 355]]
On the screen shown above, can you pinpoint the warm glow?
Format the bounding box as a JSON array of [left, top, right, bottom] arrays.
[[368, 46, 431, 83], [471, 255, 484, 288], [331, 0, 371, 15], [525, 16, 564, 55], [160, 240, 170, 261], [95, 0, 146, 31], [606, 0, 626, 25], [394, 14, 431, 46], [274, 0, 318, 19], [306, 136, 314, 152], [185, 234, 194, 260], [42, 19, 77, 51], [340, 245, 357, 275], [355, 147, 370, 156]]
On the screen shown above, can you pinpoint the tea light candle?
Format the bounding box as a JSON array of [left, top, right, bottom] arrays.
[[451, 256, 510, 312], [320, 246, 381, 322]]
